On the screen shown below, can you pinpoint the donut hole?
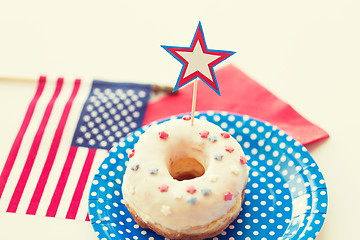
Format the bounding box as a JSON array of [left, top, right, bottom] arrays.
[[169, 157, 206, 181]]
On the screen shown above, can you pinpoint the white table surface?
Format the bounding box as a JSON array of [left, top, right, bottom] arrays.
[[1, 0, 359, 239]]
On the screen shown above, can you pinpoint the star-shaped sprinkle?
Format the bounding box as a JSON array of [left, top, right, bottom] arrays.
[[199, 130, 210, 138], [159, 131, 169, 139], [161, 205, 172, 216], [183, 115, 191, 121], [224, 191, 233, 201], [209, 175, 218, 182], [221, 132, 230, 138], [187, 196, 197, 205], [158, 184, 169, 192], [187, 186, 197, 194], [128, 149, 135, 158], [208, 135, 217, 142], [240, 156, 247, 164], [201, 187, 211, 196], [130, 164, 139, 171], [214, 153, 224, 161], [231, 165, 239, 175], [173, 191, 183, 199], [129, 185, 135, 195], [161, 22, 235, 95], [149, 168, 159, 175], [225, 146, 234, 153]]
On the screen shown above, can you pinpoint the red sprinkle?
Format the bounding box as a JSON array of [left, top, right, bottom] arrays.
[[187, 186, 197, 194], [158, 184, 169, 192], [224, 191, 233, 201], [183, 115, 191, 121], [199, 130, 210, 138], [240, 156, 247, 164], [221, 132, 230, 138], [128, 149, 135, 158], [225, 146, 234, 153], [159, 131, 169, 139]]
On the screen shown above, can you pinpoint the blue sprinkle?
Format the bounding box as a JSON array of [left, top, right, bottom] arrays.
[[208, 135, 218, 142], [214, 153, 223, 161], [130, 164, 139, 171], [149, 168, 159, 175], [187, 196, 197, 205], [201, 187, 211, 196]]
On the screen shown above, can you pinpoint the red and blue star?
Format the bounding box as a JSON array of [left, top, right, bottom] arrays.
[[162, 22, 235, 96]]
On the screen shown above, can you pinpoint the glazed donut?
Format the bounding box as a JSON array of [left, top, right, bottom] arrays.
[[121, 117, 249, 239]]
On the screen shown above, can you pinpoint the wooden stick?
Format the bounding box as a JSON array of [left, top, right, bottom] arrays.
[[191, 78, 198, 126], [0, 77, 37, 83], [151, 85, 177, 95], [0, 76, 175, 94]]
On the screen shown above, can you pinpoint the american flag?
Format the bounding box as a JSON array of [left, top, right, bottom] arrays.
[[0, 77, 151, 221]]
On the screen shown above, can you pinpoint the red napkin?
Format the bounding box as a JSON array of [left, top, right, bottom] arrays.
[[143, 64, 329, 145]]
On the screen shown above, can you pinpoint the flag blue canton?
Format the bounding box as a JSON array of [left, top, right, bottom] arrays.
[[71, 80, 151, 150]]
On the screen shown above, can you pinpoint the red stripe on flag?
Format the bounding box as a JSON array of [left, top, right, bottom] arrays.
[[85, 213, 90, 221], [26, 79, 81, 215], [0, 76, 46, 199], [46, 146, 78, 218], [7, 78, 64, 213], [66, 148, 96, 219]]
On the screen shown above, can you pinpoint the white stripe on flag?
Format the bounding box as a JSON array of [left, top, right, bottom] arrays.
[[0, 80, 57, 212], [35, 79, 92, 217], [16, 80, 74, 214], [75, 149, 107, 220], [54, 146, 89, 219]]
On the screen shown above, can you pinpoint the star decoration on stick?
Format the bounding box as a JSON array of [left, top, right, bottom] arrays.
[[161, 22, 235, 95]]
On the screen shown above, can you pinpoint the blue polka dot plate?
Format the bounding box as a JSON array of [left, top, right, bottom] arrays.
[[88, 112, 328, 240]]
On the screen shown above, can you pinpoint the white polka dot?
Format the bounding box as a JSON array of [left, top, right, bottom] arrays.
[[221, 122, 228, 129], [242, 128, 250, 134], [273, 151, 279, 157], [250, 133, 257, 140], [228, 115, 235, 121]]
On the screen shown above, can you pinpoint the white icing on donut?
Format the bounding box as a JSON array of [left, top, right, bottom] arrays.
[[122, 118, 249, 231]]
